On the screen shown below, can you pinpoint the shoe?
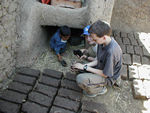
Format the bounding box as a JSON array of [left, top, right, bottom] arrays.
[[83, 86, 107, 98], [60, 60, 67, 67]]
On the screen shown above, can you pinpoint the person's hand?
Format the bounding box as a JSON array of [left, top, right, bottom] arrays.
[[80, 49, 86, 53], [72, 63, 84, 70], [57, 54, 62, 61], [80, 55, 87, 59], [76, 54, 86, 59]]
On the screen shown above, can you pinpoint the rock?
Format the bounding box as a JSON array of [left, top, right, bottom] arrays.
[[35, 83, 57, 97], [53, 96, 80, 112], [43, 69, 63, 79], [121, 65, 128, 80], [40, 75, 60, 87], [123, 54, 132, 65], [126, 45, 134, 54], [0, 100, 20, 113], [129, 65, 139, 80], [81, 100, 107, 113], [132, 55, 141, 65], [142, 57, 150, 65], [132, 79, 147, 100], [58, 88, 82, 101], [22, 101, 48, 113], [134, 46, 143, 56], [50, 106, 74, 113], [0, 90, 27, 104], [28, 91, 53, 107], [138, 65, 150, 80]]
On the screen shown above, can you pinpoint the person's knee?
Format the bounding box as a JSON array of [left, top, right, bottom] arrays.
[[76, 74, 86, 84]]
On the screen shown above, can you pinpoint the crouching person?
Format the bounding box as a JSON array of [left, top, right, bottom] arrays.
[[71, 20, 122, 97], [50, 26, 71, 67]]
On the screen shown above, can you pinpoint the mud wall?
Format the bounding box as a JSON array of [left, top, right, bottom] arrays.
[[0, 0, 18, 85], [111, 0, 150, 33]]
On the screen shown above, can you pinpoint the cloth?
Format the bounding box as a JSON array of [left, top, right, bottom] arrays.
[[96, 37, 122, 81], [76, 73, 105, 95], [50, 29, 67, 55]]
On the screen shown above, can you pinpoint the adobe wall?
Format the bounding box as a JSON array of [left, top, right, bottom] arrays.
[[0, 0, 18, 86], [111, 0, 150, 33]]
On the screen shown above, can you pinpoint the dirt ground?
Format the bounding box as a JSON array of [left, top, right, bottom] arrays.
[[31, 44, 149, 113]]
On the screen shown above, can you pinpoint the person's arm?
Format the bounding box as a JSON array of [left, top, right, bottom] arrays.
[[57, 54, 62, 61], [86, 66, 107, 78], [72, 63, 107, 78], [85, 59, 98, 67], [86, 56, 95, 62]]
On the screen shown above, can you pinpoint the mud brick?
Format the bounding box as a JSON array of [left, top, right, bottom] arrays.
[[35, 83, 57, 97], [134, 46, 143, 56], [40, 75, 60, 87], [142, 57, 150, 65], [8, 82, 32, 94], [54, 96, 80, 112], [121, 65, 128, 80], [61, 79, 82, 92], [129, 65, 139, 80], [50, 106, 75, 113], [28, 92, 52, 107], [128, 33, 138, 45], [115, 37, 123, 45], [0, 90, 26, 104], [127, 45, 134, 54], [121, 32, 127, 38], [123, 37, 131, 45], [132, 79, 147, 100], [14, 74, 36, 86], [81, 111, 91, 113], [127, 32, 134, 38], [65, 72, 76, 81], [136, 38, 144, 47], [0, 100, 20, 113], [123, 54, 132, 65], [43, 69, 63, 79], [143, 47, 150, 57], [134, 32, 139, 40], [17, 67, 40, 78], [113, 30, 120, 37], [143, 80, 150, 99], [130, 38, 138, 46], [132, 55, 141, 64], [81, 100, 107, 113], [138, 65, 150, 80], [58, 88, 82, 101], [22, 101, 48, 113], [120, 44, 126, 54]]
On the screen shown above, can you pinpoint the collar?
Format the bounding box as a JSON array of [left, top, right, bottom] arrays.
[[101, 37, 113, 50]]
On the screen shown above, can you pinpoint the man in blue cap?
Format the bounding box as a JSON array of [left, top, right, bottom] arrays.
[[72, 20, 122, 97], [79, 25, 98, 61]]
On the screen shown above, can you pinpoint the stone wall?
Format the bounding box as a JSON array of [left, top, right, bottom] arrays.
[[111, 0, 150, 33], [0, 0, 18, 85]]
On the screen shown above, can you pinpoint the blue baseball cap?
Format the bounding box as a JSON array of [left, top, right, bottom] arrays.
[[82, 25, 90, 36]]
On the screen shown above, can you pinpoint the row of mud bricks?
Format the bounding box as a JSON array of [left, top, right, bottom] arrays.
[[112, 31, 150, 100], [0, 68, 107, 113]]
